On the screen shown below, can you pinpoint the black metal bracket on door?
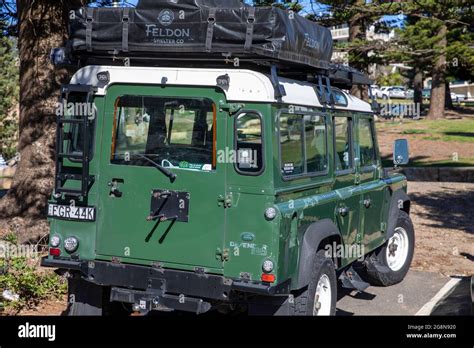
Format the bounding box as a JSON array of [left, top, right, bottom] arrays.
[[54, 84, 96, 201], [148, 189, 190, 223]]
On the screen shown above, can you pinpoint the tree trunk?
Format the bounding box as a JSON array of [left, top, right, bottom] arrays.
[[445, 82, 454, 110], [348, 0, 369, 100], [413, 68, 423, 113], [427, 24, 447, 120], [0, 0, 84, 242]]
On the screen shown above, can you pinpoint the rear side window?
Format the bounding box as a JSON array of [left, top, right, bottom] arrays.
[[279, 113, 328, 178], [235, 112, 264, 175], [358, 118, 377, 167]]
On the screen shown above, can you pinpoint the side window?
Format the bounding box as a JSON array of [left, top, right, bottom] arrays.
[[280, 114, 304, 176], [235, 112, 264, 174], [334, 116, 352, 172], [358, 118, 377, 167], [280, 112, 328, 178], [304, 115, 328, 173]]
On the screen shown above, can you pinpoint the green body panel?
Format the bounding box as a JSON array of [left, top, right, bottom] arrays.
[[47, 82, 409, 291]]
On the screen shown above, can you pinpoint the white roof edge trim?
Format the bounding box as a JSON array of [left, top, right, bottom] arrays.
[[70, 65, 373, 113]]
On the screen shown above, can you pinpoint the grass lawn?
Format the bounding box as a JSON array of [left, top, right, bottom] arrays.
[[376, 117, 474, 167], [377, 118, 474, 143]]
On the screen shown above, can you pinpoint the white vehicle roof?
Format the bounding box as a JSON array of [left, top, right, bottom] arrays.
[[71, 65, 372, 113]]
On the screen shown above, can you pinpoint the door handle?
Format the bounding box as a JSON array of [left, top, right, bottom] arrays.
[[364, 198, 372, 208], [108, 179, 124, 198], [338, 207, 349, 217]]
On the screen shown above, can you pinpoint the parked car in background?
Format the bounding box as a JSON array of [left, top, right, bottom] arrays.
[[377, 86, 409, 99], [377, 86, 391, 99], [387, 86, 408, 99], [421, 88, 466, 102], [370, 85, 382, 98], [450, 92, 466, 102]]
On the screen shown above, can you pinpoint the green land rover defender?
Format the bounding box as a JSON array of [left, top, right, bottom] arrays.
[[41, 65, 414, 316], [41, 1, 414, 316]]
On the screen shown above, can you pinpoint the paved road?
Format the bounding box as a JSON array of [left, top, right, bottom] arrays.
[[336, 270, 455, 316]]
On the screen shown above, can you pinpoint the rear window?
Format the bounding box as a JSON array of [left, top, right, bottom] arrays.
[[111, 96, 216, 171]]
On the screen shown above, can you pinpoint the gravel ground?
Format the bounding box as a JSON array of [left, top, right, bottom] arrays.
[[407, 181, 474, 276]]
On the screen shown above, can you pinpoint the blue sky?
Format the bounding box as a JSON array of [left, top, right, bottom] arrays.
[[93, 0, 404, 27]]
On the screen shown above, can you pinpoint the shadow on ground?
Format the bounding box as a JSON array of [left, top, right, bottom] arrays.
[[409, 186, 474, 235]]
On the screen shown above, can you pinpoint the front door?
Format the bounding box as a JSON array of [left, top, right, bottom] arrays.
[[333, 113, 362, 265], [356, 115, 386, 251], [96, 85, 227, 270]]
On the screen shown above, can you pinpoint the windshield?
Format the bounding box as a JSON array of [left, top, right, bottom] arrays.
[[111, 96, 216, 171]]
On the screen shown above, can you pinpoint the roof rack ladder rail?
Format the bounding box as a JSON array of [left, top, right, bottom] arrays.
[[54, 85, 96, 199], [80, 90, 92, 196], [54, 91, 65, 198]]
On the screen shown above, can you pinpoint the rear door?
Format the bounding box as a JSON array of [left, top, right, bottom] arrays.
[[95, 85, 226, 270]]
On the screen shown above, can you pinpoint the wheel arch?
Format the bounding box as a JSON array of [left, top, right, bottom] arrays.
[[295, 219, 342, 290], [387, 189, 411, 239]]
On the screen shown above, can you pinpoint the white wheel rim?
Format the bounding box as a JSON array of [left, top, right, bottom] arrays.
[[313, 274, 332, 316], [386, 227, 409, 271]]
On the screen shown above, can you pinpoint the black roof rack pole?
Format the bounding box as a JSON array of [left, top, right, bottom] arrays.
[[270, 65, 286, 102], [324, 75, 335, 107], [317, 75, 327, 106]]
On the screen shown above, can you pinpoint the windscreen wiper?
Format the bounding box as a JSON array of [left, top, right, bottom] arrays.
[[132, 154, 177, 182]]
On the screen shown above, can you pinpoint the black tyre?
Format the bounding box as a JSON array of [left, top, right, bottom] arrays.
[[365, 211, 415, 286], [65, 275, 131, 316], [291, 250, 337, 316]]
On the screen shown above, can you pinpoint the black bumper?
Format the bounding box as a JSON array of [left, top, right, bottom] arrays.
[[41, 257, 290, 301]]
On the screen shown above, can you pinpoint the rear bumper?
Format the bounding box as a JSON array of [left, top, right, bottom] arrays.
[[41, 257, 290, 301]]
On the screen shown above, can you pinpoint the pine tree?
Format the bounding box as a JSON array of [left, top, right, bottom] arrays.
[[0, 35, 19, 159]]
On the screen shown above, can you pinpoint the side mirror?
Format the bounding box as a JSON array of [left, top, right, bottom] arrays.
[[393, 139, 409, 166]]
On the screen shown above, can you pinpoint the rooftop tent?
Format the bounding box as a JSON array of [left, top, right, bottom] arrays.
[[136, 0, 246, 8], [67, 0, 334, 70]]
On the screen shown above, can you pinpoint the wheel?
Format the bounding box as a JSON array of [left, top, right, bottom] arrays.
[[382, 94, 389, 100], [365, 211, 415, 286], [292, 250, 337, 316], [65, 275, 131, 316]]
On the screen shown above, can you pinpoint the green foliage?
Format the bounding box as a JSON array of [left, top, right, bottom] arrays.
[[391, 1, 472, 85], [253, 0, 302, 12], [0, 36, 19, 159], [0, 254, 67, 312], [377, 72, 404, 86]]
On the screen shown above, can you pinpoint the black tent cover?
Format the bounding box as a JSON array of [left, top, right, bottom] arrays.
[[68, 0, 334, 71]]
